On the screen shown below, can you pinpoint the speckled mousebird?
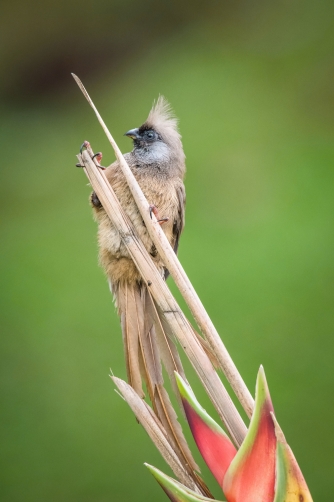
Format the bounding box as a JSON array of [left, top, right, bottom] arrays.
[[92, 97, 186, 287]]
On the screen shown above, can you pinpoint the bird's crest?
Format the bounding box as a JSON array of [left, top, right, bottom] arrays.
[[143, 96, 183, 151]]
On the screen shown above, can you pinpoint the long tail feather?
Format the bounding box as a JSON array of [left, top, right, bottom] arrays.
[[117, 283, 144, 398], [145, 291, 188, 417], [114, 281, 211, 496], [136, 286, 163, 386], [145, 289, 186, 386]]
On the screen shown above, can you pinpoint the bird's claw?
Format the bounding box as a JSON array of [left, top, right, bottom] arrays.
[[92, 152, 106, 170], [92, 152, 102, 162], [149, 205, 169, 225], [77, 142, 106, 170], [149, 204, 158, 219], [80, 140, 91, 154], [76, 141, 91, 168], [158, 217, 169, 224]]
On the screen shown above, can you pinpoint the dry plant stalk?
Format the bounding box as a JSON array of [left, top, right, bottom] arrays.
[[77, 147, 246, 447], [112, 377, 202, 493], [72, 74, 254, 419], [73, 77, 314, 502]]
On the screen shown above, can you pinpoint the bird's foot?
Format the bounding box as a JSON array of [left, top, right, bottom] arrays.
[[92, 151, 106, 170], [76, 141, 106, 169], [91, 191, 102, 208], [149, 205, 169, 225]]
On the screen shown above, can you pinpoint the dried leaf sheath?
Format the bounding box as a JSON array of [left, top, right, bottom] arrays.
[[111, 377, 197, 490], [112, 377, 212, 497]]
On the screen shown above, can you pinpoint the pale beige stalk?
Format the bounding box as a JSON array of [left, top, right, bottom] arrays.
[[72, 74, 254, 418], [111, 377, 201, 493]]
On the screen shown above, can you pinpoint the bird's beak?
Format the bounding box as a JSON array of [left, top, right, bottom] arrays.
[[124, 128, 140, 140]]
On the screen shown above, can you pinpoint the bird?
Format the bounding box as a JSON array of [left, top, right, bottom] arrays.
[[91, 97, 186, 288], [88, 97, 209, 486], [90, 96, 186, 391]]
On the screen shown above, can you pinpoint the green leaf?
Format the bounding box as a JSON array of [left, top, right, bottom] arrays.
[[145, 463, 225, 502]]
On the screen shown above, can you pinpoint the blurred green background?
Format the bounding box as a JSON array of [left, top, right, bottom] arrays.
[[1, 0, 334, 500]]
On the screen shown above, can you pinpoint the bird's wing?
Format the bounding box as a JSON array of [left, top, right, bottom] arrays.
[[173, 183, 186, 255], [164, 183, 185, 280]]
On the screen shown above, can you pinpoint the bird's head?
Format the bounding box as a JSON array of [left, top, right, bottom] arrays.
[[124, 96, 185, 171]]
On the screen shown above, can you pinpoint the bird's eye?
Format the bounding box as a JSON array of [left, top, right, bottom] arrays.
[[146, 131, 154, 139]]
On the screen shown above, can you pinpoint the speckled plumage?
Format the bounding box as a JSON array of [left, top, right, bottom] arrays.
[[92, 96, 186, 285]]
